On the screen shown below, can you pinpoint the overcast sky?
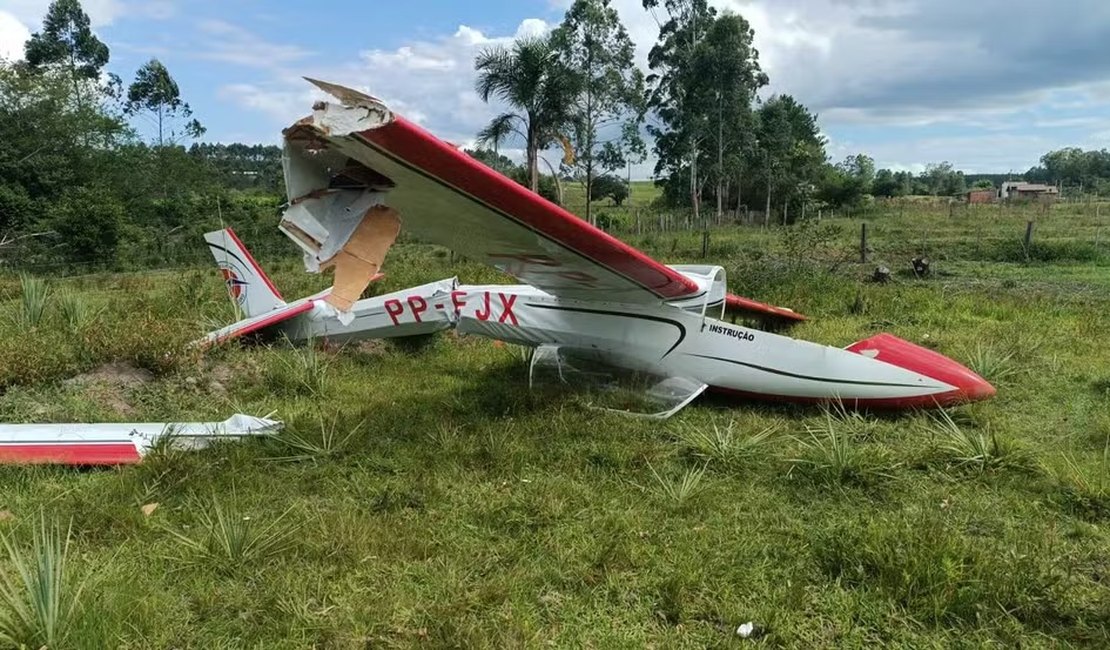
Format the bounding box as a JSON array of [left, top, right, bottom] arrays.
[[2, 0, 1107, 176]]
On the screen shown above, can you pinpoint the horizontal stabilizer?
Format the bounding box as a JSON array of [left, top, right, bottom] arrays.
[[198, 301, 315, 347], [725, 293, 806, 323]]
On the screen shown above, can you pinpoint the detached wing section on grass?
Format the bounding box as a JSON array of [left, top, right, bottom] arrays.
[[0, 415, 282, 465]]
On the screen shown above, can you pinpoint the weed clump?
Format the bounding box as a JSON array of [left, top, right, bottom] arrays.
[[1046, 444, 1110, 520], [163, 501, 301, 574], [789, 407, 894, 487], [0, 516, 88, 649], [925, 410, 1030, 473], [678, 421, 778, 467]]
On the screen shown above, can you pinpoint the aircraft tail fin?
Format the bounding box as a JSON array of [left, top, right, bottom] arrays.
[[203, 228, 286, 317]]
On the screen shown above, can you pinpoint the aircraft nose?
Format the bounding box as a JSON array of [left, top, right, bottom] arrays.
[[847, 333, 996, 405]]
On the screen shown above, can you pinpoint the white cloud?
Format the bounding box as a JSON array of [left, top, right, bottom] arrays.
[[195, 19, 313, 68], [0, 11, 31, 61], [210, 1, 1110, 173], [217, 19, 554, 146]]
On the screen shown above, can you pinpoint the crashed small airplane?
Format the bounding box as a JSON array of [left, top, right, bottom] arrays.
[[202, 78, 995, 418]]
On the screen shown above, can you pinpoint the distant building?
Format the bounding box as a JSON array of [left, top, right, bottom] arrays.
[[966, 188, 995, 204], [1000, 181, 1059, 202]]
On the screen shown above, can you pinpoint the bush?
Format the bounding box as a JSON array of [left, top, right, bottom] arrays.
[[51, 187, 124, 266], [0, 184, 39, 233], [591, 175, 629, 206]]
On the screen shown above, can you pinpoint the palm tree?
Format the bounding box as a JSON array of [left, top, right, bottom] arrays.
[[475, 36, 578, 192]]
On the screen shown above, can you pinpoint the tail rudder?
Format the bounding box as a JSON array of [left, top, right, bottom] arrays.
[[204, 228, 285, 317]]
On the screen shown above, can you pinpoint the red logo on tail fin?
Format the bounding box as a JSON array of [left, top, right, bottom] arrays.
[[219, 266, 248, 304]]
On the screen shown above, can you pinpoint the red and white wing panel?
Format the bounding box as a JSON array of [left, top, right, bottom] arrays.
[[293, 81, 699, 305]]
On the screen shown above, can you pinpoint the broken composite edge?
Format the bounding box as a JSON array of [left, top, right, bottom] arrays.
[[279, 78, 403, 321], [0, 414, 283, 466]]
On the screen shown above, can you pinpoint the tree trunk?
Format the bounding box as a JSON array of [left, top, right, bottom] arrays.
[[736, 170, 743, 216], [585, 157, 593, 226], [584, 46, 594, 225], [716, 98, 723, 220], [691, 149, 700, 229], [764, 175, 772, 228], [528, 137, 538, 193]]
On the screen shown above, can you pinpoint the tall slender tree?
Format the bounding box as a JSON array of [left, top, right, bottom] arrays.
[[475, 36, 579, 193], [552, 0, 645, 225], [126, 58, 204, 146], [24, 0, 109, 111], [690, 13, 766, 220], [752, 95, 825, 224], [643, 0, 716, 219]]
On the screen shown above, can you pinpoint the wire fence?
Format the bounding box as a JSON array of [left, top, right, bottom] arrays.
[[4, 198, 1108, 277]]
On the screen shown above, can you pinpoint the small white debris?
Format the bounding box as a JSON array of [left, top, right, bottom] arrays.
[[736, 622, 755, 638]]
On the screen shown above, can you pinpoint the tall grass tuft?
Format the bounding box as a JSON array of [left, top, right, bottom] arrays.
[[0, 515, 86, 649], [16, 273, 49, 330], [679, 421, 778, 466], [790, 410, 893, 486], [56, 289, 98, 333], [165, 501, 300, 574], [273, 338, 334, 398], [647, 463, 709, 509], [269, 414, 362, 463], [1047, 441, 1110, 518], [965, 342, 1021, 384], [927, 409, 1028, 472]]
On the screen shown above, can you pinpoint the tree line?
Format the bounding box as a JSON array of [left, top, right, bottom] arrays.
[[470, 0, 1110, 222], [0, 0, 284, 269], [4, 0, 1109, 272]]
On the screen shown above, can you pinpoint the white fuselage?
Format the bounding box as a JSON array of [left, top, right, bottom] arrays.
[[275, 277, 968, 408]]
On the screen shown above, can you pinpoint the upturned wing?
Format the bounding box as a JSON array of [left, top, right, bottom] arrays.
[[280, 78, 802, 321]]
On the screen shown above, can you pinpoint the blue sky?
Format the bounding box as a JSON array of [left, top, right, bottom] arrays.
[[3, 0, 1109, 176]]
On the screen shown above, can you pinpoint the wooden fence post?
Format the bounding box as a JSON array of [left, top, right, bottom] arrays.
[[1023, 220, 1034, 260]]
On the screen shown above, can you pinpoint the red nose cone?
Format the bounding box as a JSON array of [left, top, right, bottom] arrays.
[[847, 333, 996, 406]]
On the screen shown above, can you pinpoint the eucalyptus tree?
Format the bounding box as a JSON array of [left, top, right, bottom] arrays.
[[552, 0, 645, 225], [126, 58, 204, 146], [643, 0, 716, 218], [24, 0, 109, 111]]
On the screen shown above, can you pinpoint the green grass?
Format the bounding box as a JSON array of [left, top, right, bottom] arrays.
[[0, 205, 1108, 646]]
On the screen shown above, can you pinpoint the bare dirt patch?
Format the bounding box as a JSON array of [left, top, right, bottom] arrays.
[[65, 361, 155, 388]]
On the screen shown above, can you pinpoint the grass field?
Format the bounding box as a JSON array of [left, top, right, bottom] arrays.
[[0, 203, 1109, 647]]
